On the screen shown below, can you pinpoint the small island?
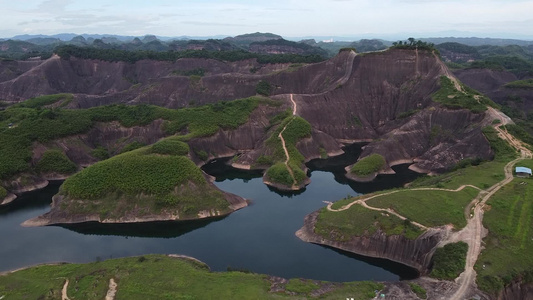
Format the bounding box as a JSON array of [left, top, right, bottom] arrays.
[[23, 138, 247, 226]]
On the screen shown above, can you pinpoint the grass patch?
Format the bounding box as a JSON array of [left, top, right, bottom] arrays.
[[409, 283, 427, 299], [504, 78, 533, 89], [0, 254, 385, 300], [150, 138, 190, 156], [430, 242, 468, 280], [0, 186, 6, 199], [432, 76, 498, 113], [285, 279, 320, 294], [366, 187, 479, 228], [476, 161, 533, 294], [409, 160, 507, 190], [36, 150, 77, 174], [350, 154, 385, 176], [314, 203, 423, 241]]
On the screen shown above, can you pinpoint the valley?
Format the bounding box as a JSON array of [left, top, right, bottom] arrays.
[[0, 35, 532, 299]]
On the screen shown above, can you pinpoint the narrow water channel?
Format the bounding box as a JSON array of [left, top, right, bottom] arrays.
[[0, 146, 421, 282]]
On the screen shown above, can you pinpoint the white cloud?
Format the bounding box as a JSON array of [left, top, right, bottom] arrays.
[[0, 0, 532, 39]]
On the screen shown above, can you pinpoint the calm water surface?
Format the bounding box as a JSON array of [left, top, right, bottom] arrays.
[[0, 149, 421, 282]]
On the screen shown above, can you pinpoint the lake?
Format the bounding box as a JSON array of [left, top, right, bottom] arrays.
[[0, 146, 421, 282]]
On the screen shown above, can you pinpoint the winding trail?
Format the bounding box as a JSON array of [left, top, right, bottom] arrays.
[[61, 279, 70, 300], [447, 113, 532, 300], [276, 94, 299, 188], [105, 278, 118, 300], [324, 184, 482, 231], [322, 106, 532, 299]]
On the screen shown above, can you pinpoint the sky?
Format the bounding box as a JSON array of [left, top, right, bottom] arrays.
[[1, 0, 533, 40]]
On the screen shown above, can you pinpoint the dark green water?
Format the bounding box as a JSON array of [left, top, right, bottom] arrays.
[[0, 147, 421, 282]]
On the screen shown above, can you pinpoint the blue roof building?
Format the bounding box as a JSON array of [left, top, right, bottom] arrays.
[[516, 167, 532, 177]]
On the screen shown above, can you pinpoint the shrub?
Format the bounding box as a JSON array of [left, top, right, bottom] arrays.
[[408, 283, 427, 299], [255, 81, 272, 96], [265, 163, 294, 186], [351, 154, 386, 176], [91, 147, 109, 160], [151, 139, 189, 156], [0, 186, 7, 199], [36, 150, 77, 174], [430, 242, 468, 280], [121, 141, 145, 153]]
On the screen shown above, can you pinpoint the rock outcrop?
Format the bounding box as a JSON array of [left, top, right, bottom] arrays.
[[296, 211, 449, 274], [497, 280, 533, 300]]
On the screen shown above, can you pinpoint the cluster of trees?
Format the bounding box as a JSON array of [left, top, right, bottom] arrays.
[[392, 38, 437, 52], [54, 45, 325, 64]]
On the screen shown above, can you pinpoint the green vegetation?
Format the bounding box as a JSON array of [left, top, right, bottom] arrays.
[[0, 97, 264, 180], [12, 93, 73, 109], [430, 242, 468, 280], [315, 202, 422, 241], [264, 116, 312, 186], [0, 186, 7, 199], [397, 109, 420, 119], [285, 279, 320, 294], [55, 45, 325, 64], [120, 141, 145, 153], [431, 76, 498, 113], [160, 97, 262, 139], [482, 126, 517, 161], [476, 160, 533, 294], [339, 47, 357, 53], [59, 149, 230, 218], [505, 124, 533, 147], [172, 68, 206, 77], [0, 254, 384, 300], [391, 38, 437, 53], [150, 138, 190, 156], [367, 187, 479, 228], [91, 146, 109, 160], [350, 154, 385, 177], [36, 150, 77, 174], [62, 151, 204, 199], [408, 283, 427, 299], [504, 79, 533, 89], [256, 80, 273, 96]]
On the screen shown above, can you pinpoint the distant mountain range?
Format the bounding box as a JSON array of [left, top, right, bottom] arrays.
[[3, 32, 533, 47]]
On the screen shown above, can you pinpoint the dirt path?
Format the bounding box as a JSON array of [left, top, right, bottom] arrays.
[[447, 119, 531, 300], [105, 278, 118, 300], [61, 279, 70, 300], [434, 52, 462, 91], [278, 119, 297, 187], [290, 94, 297, 116], [324, 184, 481, 231]]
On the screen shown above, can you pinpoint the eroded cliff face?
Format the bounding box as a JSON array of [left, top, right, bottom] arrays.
[[1, 49, 496, 190], [498, 280, 533, 300], [296, 211, 448, 274]]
